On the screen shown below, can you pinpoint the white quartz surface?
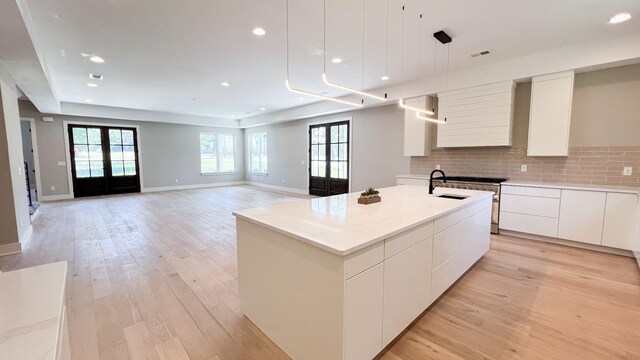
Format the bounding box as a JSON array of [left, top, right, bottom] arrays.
[[504, 180, 640, 195], [0, 261, 67, 360], [233, 185, 493, 255]]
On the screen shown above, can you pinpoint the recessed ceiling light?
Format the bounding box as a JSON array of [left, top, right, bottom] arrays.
[[252, 27, 266, 36], [85, 99, 93, 103], [89, 55, 105, 63], [381, 75, 390, 81], [86, 83, 98, 87], [609, 12, 632, 24], [89, 73, 103, 80], [220, 82, 230, 87], [298, 97, 304, 100], [232, 115, 237, 118], [331, 57, 343, 64]]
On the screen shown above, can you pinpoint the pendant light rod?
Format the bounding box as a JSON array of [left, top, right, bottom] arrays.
[[398, 12, 433, 115], [322, 0, 387, 101], [285, 0, 363, 108]]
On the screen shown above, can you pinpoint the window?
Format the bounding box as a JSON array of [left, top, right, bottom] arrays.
[[248, 132, 268, 174], [200, 133, 236, 174]]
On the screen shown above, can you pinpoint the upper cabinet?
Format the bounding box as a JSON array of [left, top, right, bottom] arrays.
[[527, 71, 574, 156], [436, 81, 516, 148], [403, 96, 433, 156]]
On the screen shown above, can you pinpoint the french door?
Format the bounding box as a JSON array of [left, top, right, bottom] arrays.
[[68, 125, 141, 198], [309, 121, 349, 196]]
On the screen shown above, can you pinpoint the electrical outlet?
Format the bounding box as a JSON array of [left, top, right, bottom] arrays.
[[50, 186, 55, 191], [57, 161, 66, 167], [300, 160, 305, 165], [435, 164, 441, 170], [281, 179, 285, 184], [521, 165, 528, 172], [175, 179, 179, 183], [623, 167, 633, 176], [18, 166, 22, 176]]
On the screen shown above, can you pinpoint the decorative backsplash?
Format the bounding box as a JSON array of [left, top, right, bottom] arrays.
[[410, 146, 640, 187]]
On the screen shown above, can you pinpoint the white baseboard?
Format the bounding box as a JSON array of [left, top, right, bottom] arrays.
[[142, 181, 246, 193], [0, 242, 22, 256], [30, 208, 40, 221], [39, 194, 74, 202], [244, 182, 308, 195], [19, 225, 33, 246], [499, 229, 634, 257]]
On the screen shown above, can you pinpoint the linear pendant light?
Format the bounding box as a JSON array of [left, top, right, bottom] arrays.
[[322, 0, 387, 101], [284, 0, 363, 108], [398, 12, 435, 116]]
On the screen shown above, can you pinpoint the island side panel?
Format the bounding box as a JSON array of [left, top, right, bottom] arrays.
[[236, 218, 346, 360]]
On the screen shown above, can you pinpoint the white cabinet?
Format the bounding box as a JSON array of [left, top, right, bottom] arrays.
[[557, 190, 606, 245], [499, 185, 561, 238], [382, 238, 432, 346], [527, 71, 574, 156], [403, 96, 433, 156], [396, 176, 428, 186], [344, 263, 384, 360], [602, 193, 639, 251], [437, 81, 515, 147]]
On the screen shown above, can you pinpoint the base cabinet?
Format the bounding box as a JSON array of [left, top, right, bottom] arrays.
[[382, 238, 433, 346], [344, 263, 384, 360], [602, 193, 639, 251], [558, 190, 606, 245]]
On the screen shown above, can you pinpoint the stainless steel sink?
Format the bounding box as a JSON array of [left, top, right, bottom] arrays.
[[433, 193, 470, 200]]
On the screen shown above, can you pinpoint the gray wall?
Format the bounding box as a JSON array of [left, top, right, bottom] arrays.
[[246, 104, 410, 192], [0, 74, 30, 246], [19, 101, 245, 196]]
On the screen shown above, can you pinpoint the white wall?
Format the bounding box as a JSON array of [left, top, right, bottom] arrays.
[[0, 71, 30, 247], [245, 104, 410, 193]]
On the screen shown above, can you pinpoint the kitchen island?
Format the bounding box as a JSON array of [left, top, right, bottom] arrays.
[[233, 185, 493, 360]]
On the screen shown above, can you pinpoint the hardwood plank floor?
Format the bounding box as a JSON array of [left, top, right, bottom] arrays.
[[1, 185, 639, 360]]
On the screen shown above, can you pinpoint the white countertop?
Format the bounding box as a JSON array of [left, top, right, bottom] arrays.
[[233, 185, 493, 255], [0, 261, 67, 360], [504, 180, 640, 195]]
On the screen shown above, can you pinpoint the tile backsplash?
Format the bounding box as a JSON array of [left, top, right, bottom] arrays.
[[410, 146, 640, 187]]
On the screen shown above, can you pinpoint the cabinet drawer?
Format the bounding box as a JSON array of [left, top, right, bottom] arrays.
[[396, 177, 428, 186], [344, 242, 384, 280], [500, 212, 559, 238], [500, 194, 560, 218], [501, 185, 561, 198], [385, 221, 433, 259], [434, 198, 491, 234]]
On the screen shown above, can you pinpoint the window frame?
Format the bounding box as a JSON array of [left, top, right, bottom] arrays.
[[247, 132, 268, 175], [200, 132, 237, 175]]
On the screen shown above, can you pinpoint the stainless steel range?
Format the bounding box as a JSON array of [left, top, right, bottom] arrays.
[[431, 176, 508, 234]]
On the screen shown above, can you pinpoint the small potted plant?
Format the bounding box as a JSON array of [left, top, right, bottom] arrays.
[[358, 187, 381, 205]]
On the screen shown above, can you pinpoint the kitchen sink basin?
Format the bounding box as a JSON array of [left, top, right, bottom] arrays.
[[433, 194, 470, 200]]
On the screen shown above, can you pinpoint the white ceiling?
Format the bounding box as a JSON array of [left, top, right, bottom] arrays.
[[2, 0, 640, 125]]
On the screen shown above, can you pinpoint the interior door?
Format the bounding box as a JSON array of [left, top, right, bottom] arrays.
[[69, 125, 141, 198], [309, 121, 349, 196]]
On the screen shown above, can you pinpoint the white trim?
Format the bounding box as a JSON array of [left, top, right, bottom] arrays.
[[39, 194, 74, 202], [20, 117, 42, 203], [245, 182, 308, 195], [19, 225, 33, 246], [141, 181, 245, 193], [29, 207, 40, 221], [306, 117, 353, 195], [500, 229, 634, 257], [0, 242, 22, 256], [63, 120, 145, 196]]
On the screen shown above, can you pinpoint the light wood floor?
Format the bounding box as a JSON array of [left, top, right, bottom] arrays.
[[1, 186, 639, 360]]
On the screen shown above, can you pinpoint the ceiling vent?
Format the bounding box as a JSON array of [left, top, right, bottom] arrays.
[[471, 50, 491, 58], [89, 73, 103, 80]]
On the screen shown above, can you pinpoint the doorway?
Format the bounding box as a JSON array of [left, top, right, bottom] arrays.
[[20, 119, 39, 215], [308, 120, 349, 196], [68, 125, 141, 198]]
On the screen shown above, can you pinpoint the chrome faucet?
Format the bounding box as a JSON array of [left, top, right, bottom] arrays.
[[429, 169, 446, 194]]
